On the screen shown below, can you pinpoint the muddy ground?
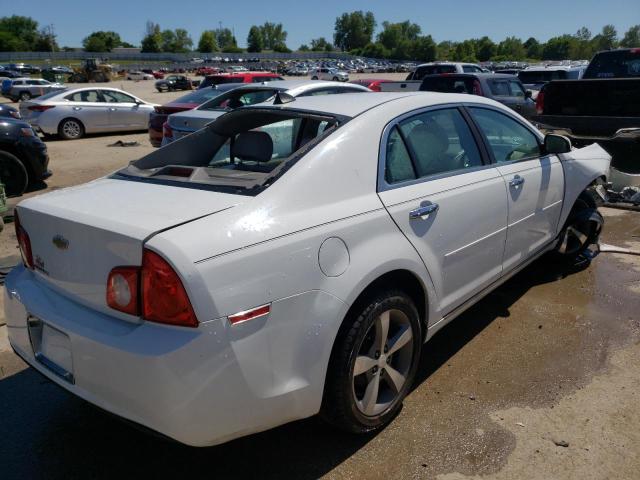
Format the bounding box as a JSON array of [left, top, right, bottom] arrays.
[[0, 77, 639, 479]]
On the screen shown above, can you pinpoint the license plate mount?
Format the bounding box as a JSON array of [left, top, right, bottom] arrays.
[[27, 315, 75, 384]]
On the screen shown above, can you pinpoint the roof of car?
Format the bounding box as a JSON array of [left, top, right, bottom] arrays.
[[214, 80, 369, 94], [522, 65, 586, 72], [423, 73, 518, 80], [244, 91, 497, 118]]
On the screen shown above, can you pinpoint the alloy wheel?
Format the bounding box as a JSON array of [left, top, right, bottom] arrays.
[[558, 199, 603, 256], [352, 309, 414, 416], [62, 120, 82, 139]]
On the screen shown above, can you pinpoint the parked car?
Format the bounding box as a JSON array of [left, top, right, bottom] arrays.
[[0, 175, 6, 232], [406, 62, 488, 81], [0, 117, 50, 196], [0, 104, 21, 120], [148, 85, 240, 147], [197, 72, 285, 90], [350, 78, 395, 92], [517, 65, 586, 98], [2, 78, 66, 102], [163, 80, 370, 144], [155, 75, 193, 92], [409, 73, 537, 119], [0, 69, 23, 79], [127, 71, 154, 81], [5, 63, 41, 74], [533, 48, 640, 190], [141, 69, 164, 79], [5, 92, 609, 447], [310, 67, 349, 82], [196, 66, 219, 76], [19, 87, 157, 140]]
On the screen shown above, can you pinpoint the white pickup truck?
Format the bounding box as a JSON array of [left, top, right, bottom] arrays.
[[380, 61, 488, 92]]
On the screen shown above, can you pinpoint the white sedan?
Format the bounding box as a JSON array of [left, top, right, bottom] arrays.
[[5, 92, 609, 446], [126, 71, 155, 81], [19, 87, 157, 139]]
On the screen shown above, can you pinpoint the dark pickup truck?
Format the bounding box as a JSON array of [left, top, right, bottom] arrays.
[[533, 48, 640, 189]]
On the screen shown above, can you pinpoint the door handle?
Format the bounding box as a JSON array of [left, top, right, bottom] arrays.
[[409, 203, 439, 220], [509, 175, 524, 189], [108, 107, 117, 111], [72, 107, 81, 111]]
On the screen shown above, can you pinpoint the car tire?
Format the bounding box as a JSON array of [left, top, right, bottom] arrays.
[[0, 150, 29, 197], [321, 289, 422, 433], [58, 118, 85, 140], [19, 91, 31, 101], [332, 77, 339, 81], [555, 192, 603, 259], [311, 76, 318, 80]]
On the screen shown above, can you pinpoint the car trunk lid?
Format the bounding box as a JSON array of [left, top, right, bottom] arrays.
[[16, 178, 242, 317]]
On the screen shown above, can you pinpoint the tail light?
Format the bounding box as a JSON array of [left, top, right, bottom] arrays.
[[536, 90, 545, 115], [162, 121, 173, 139], [14, 210, 34, 270], [27, 105, 55, 112], [141, 249, 198, 327], [369, 82, 382, 92], [105, 249, 198, 327], [107, 267, 139, 315], [472, 80, 484, 96]]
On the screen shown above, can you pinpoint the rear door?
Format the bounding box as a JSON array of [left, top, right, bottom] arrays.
[[377, 106, 508, 317], [467, 106, 565, 272], [64, 89, 110, 130]]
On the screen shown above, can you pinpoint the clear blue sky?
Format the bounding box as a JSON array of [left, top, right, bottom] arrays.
[[10, 0, 640, 48]]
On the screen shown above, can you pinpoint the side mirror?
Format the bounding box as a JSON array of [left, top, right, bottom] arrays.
[[544, 134, 572, 154], [525, 90, 533, 99]]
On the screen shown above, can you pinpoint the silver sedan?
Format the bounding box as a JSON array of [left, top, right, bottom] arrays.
[[19, 87, 157, 140]]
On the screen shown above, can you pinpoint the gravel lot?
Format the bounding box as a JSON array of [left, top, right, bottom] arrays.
[[1, 76, 639, 480]]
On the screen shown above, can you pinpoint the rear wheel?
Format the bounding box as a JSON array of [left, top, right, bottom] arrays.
[[332, 76, 339, 81], [0, 150, 28, 197], [19, 91, 31, 101], [58, 118, 85, 140], [311, 76, 318, 80], [556, 192, 603, 259], [321, 290, 422, 433]]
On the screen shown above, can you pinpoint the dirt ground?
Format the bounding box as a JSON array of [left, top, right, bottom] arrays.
[[1, 77, 639, 480]]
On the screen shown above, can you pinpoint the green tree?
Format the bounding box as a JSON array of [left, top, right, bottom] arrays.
[[475, 36, 497, 61], [298, 44, 310, 51], [259, 22, 288, 51], [141, 21, 162, 53], [334, 11, 376, 51], [215, 28, 237, 51], [542, 35, 575, 60], [198, 30, 218, 52], [83, 31, 122, 52], [451, 40, 476, 62], [497, 36, 525, 59], [310, 37, 332, 51], [620, 25, 640, 48], [592, 24, 618, 51], [34, 27, 58, 52], [573, 27, 593, 59], [361, 42, 389, 59], [0, 15, 39, 50], [411, 35, 437, 62], [247, 26, 264, 52], [437, 41, 455, 60], [173, 28, 193, 52], [377, 20, 421, 51], [523, 37, 542, 58]]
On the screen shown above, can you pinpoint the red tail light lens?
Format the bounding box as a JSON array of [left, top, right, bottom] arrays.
[[369, 82, 382, 92], [536, 90, 545, 115], [107, 267, 139, 315], [162, 121, 173, 138], [14, 210, 34, 270], [27, 105, 55, 112], [141, 249, 198, 328], [472, 79, 484, 96]]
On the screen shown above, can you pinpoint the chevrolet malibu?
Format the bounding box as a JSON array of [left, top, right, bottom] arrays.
[[5, 92, 610, 446]]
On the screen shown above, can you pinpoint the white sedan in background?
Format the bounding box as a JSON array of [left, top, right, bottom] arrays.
[[6, 92, 609, 446], [126, 71, 155, 81], [19, 87, 157, 139]]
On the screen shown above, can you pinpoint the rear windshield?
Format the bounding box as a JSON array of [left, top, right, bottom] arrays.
[[518, 70, 567, 83], [420, 76, 477, 94], [200, 76, 244, 89], [116, 109, 346, 195], [413, 65, 456, 80], [35, 89, 67, 101], [584, 50, 640, 79], [198, 88, 278, 111], [174, 88, 227, 104]]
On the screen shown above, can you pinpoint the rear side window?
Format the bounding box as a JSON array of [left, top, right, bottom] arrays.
[[385, 108, 483, 182], [462, 65, 482, 73], [66, 90, 102, 102], [421, 77, 476, 94], [470, 107, 541, 162]]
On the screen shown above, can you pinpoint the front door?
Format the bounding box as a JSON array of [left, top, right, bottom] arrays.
[[100, 90, 146, 130], [467, 106, 565, 272], [377, 107, 508, 318]]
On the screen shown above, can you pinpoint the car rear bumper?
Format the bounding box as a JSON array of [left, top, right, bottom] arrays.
[[17, 136, 49, 180], [4, 265, 345, 446]]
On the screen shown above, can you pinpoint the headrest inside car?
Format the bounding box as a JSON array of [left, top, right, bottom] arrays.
[[233, 131, 274, 163]]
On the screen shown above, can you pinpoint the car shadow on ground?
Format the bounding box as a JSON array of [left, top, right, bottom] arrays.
[[0, 254, 587, 480]]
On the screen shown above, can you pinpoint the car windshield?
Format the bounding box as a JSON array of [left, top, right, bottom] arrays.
[[198, 89, 279, 111], [117, 109, 346, 195], [414, 65, 456, 80], [173, 88, 228, 104]]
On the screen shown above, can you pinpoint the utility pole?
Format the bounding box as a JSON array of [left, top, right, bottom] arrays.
[[49, 24, 55, 54]]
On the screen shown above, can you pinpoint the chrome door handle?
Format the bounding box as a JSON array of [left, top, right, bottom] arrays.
[[72, 107, 81, 111], [509, 175, 524, 188], [409, 203, 439, 220], [108, 107, 117, 111]]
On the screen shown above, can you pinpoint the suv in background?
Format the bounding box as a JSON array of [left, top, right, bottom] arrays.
[[2, 78, 65, 102], [155, 75, 194, 92], [517, 65, 586, 98], [197, 72, 285, 89], [419, 73, 536, 119], [407, 62, 488, 80]]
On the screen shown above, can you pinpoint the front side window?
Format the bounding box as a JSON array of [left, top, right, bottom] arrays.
[[470, 107, 541, 162], [101, 90, 136, 103], [489, 80, 511, 97], [508, 80, 526, 97], [386, 108, 483, 182]]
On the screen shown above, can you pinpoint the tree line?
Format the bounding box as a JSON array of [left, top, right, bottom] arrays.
[[1, 13, 639, 62]]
